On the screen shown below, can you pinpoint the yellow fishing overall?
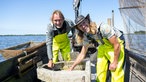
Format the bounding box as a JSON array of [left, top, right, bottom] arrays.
[[96, 38, 125, 82], [52, 33, 71, 63]]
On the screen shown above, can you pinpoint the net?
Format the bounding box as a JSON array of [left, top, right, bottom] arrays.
[[119, 0, 146, 54]]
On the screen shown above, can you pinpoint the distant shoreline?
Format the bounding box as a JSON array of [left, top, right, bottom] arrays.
[[0, 34, 45, 36]]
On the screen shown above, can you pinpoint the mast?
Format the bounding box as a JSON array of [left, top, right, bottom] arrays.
[[72, 0, 82, 51], [73, 0, 81, 19]]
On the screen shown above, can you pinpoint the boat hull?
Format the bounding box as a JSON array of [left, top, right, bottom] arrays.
[[0, 42, 48, 82], [0, 42, 146, 82]]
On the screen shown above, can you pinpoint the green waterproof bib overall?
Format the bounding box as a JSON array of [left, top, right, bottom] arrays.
[[96, 38, 125, 82], [53, 33, 71, 63]]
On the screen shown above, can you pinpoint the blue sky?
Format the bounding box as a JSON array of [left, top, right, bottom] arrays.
[[0, 0, 124, 35]]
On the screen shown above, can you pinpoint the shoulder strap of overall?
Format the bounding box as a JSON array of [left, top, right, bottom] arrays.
[[97, 23, 105, 44]]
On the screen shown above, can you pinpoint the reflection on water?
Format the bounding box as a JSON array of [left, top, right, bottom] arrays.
[[125, 34, 146, 55], [0, 34, 145, 62], [0, 35, 45, 62], [0, 35, 45, 49]]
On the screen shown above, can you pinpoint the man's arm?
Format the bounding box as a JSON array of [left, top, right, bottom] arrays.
[[108, 35, 121, 70], [46, 25, 54, 68], [69, 44, 90, 70]]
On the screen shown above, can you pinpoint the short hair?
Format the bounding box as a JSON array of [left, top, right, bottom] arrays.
[[51, 10, 65, 22]]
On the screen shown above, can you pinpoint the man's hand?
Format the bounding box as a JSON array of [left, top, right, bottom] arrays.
[[48, 60, 54, 68], [68, 66, 75, 71], [109, 62, 118, 71]]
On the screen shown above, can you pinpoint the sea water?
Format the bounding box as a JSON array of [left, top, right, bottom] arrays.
[[0, 35, 46, 62], [0, 34, 146, 62]]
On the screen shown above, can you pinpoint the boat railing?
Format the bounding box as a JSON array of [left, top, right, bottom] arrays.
[[125, 49, 146, 82]]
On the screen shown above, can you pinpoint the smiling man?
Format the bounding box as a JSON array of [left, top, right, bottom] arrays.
[[46, 10, 74, 68]]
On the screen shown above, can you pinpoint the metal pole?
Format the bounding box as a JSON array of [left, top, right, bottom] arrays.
[[112, 10, 114, 27]]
